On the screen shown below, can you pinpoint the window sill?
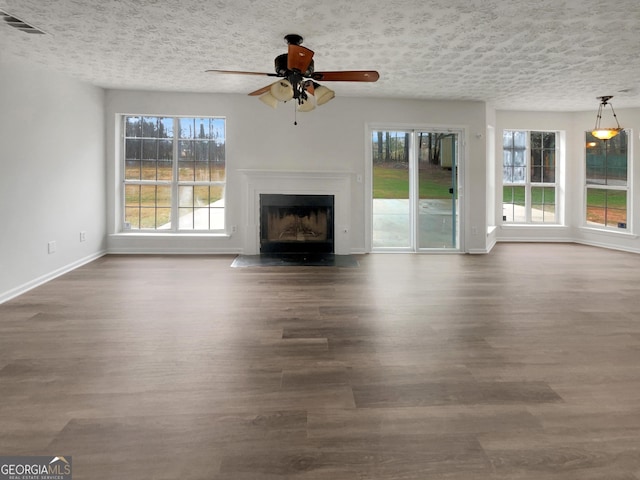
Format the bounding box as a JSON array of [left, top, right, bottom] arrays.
[[578, 226, 637, 239], [500, 224, 567, 229], [110, 232, 232, 238]]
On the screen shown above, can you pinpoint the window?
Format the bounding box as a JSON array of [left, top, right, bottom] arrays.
[[502, 130, 557, 224], [123, 116, 226, 231], [585, 130, 628, 230]]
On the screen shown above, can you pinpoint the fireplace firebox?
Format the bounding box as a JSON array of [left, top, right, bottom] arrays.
[[260, 194, 334, 253]]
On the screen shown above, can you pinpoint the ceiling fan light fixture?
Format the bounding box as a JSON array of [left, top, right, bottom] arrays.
[[259, 92, 279, 109], [208, 35, 379, 121], [591, 95, 623, 140], [315, 85, 335, 106], [270, 80, 294, 102]]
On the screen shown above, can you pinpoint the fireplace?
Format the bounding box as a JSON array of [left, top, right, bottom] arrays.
[[260, 194, 334, 253], [241, 170, 350, 255]]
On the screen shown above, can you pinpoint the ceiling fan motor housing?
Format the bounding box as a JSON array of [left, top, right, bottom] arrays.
[[274, 53, 314, 78]]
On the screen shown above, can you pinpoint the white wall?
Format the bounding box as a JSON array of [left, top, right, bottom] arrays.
[[0, 57, 106, 302], [105, 90, 490, 254], [4, 57, 639, 304], [496, 108, 640, 253], [4, 53, 638, 303]]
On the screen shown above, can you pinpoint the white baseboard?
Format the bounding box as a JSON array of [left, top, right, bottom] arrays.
[[0, 250, 106, 304], [497, 236, 574, 243], [496, 237, 640, 255], [486, 235, 497, 253], [468, 248, 491, 254], [106, 248, 243, 255], [5, 240, 638, 305], [574, 239, 640, 255]]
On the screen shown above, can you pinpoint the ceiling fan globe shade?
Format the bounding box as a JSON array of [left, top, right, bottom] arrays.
[[297, 95, 316, 112], [259, 92, 279, 109], [315, 85, 335, 106], [270, 80, 294, 102]]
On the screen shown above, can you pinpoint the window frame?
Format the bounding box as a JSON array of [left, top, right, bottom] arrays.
[[121, 115, 226, 233], [583, 130, 631, 232], [502, 129, 560, 225]]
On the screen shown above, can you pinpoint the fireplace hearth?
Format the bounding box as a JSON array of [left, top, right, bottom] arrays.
[[260, 194, 334, 254]]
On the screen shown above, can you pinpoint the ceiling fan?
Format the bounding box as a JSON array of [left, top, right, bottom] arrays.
[[206, 34, 379, 113]]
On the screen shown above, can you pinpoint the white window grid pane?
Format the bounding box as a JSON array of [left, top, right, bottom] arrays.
[[123, 116, 226, 232], [502, 131, 559, 225], [584, 130, 629, 231]]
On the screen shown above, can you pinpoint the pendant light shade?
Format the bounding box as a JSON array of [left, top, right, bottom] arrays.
[[592, 96, 623, 140], [592, 129, 621, 141]]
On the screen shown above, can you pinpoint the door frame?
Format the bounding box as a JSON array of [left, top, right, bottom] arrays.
[[365, 123, 468, 253]]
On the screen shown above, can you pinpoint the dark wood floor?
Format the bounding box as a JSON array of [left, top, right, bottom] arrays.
[[2, 243, 640, 479]]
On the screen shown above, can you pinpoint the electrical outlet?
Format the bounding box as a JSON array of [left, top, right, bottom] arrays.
[[48, 241, 56, 254], [356, 174, 363, 183], [80, 231, 87, 242], [471, 227, 478, 235]]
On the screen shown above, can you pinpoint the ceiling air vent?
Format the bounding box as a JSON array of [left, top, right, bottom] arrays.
[[0, 9, 46, 34]]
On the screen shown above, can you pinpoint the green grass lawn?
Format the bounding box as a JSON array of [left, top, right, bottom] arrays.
[[373, 164, 453, 199], [503, 186, 555, 205], [503, 186, 626, 208], [503, 185, 626, 225], [375, 165, 625, 226]]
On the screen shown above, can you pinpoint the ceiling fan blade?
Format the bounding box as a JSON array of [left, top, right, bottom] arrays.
[[206, 69, 277, 77], [287, 44, 314, 72], [248, 84, 273, 96], [311, 70, 380, 82]]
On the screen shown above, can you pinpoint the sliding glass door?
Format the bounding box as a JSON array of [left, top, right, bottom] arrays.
[[372, 129, 461, 251], [372, 130, 412, 248]]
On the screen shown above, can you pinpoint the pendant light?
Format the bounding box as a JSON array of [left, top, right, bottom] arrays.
[[592, 96, 623, 140]]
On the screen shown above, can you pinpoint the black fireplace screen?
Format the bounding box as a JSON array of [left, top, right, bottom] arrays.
[[260, 194, 334, 253]]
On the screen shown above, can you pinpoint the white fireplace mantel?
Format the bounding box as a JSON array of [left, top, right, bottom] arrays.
[[239, 170, 352, 255]]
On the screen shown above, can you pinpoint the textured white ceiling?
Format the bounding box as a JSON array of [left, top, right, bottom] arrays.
[[1, 0, 639, 111]]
